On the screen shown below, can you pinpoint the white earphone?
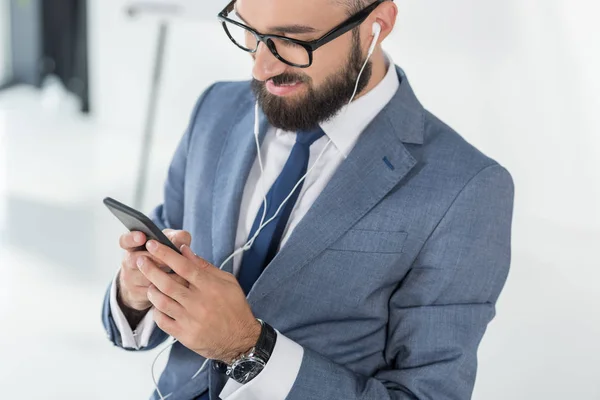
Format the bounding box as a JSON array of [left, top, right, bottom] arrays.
[[368, 22, 382, 56], [150, 19, 384, 400]]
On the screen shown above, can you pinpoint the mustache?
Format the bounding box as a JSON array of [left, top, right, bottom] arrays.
[[266, 72, 310, 86]]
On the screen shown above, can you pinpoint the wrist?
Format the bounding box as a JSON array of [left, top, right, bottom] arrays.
[[223, 318, 262, 364], [225, 319, 277, 384]]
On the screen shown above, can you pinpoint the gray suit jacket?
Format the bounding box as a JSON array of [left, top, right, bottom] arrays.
[[102, 66, 514, 400]]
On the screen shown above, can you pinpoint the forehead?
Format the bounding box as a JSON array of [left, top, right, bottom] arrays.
[[236, 0, 345, 31]]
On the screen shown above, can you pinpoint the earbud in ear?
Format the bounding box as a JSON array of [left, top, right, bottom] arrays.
[[368, 22, 382, 56], [372, 22, 381, 36]]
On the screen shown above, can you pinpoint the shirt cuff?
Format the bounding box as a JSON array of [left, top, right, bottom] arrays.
[[108, 272, 156, 349], [219, 330, 304, 400]]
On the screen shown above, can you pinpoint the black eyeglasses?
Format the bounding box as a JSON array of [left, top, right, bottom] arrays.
[[217, 0, 386, 68]]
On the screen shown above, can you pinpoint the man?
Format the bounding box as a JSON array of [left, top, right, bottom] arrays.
[[102, 0, 515, 399]]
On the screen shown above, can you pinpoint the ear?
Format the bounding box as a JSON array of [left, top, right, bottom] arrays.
[[371, 1, 398, 43]]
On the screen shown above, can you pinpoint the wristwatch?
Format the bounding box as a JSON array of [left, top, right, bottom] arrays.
[[226, 319, 277, 384]]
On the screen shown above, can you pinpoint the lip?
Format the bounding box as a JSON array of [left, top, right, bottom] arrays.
[[266, 80, 304, 96]]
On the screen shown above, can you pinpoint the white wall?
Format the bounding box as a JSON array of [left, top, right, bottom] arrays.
[[88, 1, 600, 399], [0, 0, 11, 85], [87, 0, 250, 136]]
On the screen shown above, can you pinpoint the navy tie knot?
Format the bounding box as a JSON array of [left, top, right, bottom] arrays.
[[295, 127, 325, 146]]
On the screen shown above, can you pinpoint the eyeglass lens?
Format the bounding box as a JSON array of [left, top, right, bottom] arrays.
[[223, 20, 310, 66]]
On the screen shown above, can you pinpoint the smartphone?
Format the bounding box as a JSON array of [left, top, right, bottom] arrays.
[[103, 197, 182, 256]]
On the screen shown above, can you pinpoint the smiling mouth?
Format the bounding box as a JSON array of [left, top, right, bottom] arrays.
[[275, 81, 299, 86], [265, 79, 304, 96]]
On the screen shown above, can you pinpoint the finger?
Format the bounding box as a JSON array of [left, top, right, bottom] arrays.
[[119, 231, 147, 250], [171, 273, 190, 288], [120, 265, 151, 288], [153, 308, 180, 337], [180, 245, 215, 270], [136, 255, 188, 304], [124, 251, 170, 272], [117, 272, 152, 309], [180, 244, 198, 261], [147, 284, 185, 320], [146, 240, 198, 282], [126, 287, 153, 309], [162, 229, 175, 236], [168, 230, 192, 249]]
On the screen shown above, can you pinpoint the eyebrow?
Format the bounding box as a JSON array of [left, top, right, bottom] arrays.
[[235, 9, 317, 35]]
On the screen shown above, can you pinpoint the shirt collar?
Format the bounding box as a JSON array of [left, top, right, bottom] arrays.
[[319, 54, 400, 158]]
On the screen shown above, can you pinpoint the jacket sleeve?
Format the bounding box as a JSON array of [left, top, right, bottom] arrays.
[[101, 83, 219, 351], [284, 164, 515, 400]]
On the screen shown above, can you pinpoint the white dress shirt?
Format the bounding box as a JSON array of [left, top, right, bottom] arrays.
[[109, 56, 399, 399]]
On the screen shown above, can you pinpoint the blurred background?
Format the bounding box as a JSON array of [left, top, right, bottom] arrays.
[[0, 0, 598, 398]]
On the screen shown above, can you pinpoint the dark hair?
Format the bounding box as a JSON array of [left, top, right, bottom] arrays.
[[332, 0, 370, 16]]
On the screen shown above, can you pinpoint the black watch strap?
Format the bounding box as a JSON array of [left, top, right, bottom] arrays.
[[254, 319, 277, 362]]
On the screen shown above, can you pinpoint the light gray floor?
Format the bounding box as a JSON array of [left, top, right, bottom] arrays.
[[0, 86, 598, 399]]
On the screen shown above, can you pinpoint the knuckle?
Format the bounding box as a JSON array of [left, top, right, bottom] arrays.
[[119, 267, 131, 284], [174, 275, 188, 286], [176, 288, 187, 300], [123, 252, 136, 268], [166, 281, 187, 300], [196, 303, 208, 320], [191, 269, 202, 284], [155, 313, 174, 333], [154, 312, 167, 328], [125, 252, 144, 270], [154, 295, 169, 311], [138, 273, 151, 284], [205, 283, 221, 299], [223, 272, 236, 283], [178, 231, 192, 244], [161, 281, 176, 297]]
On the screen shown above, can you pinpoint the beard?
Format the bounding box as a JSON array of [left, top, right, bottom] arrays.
[[250, 31, 372, 132]]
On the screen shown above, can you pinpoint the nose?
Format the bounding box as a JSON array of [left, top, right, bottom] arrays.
[[252, 41, 287, 82]]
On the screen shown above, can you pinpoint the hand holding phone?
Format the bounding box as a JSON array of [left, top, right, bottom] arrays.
[[104, 197, 190, 312], [104, 197, 182, 255]]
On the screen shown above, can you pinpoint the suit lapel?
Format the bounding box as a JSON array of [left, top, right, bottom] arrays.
[[211, 101, 269, 274], [246, 68, 425, 305], [246, 118, 416, 305]]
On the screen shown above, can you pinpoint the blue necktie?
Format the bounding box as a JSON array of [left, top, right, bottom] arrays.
[[237, 127, 326, 295]]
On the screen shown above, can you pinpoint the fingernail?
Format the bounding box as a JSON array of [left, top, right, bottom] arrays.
[[146, 240, 158, 251], [135, 232, 144, 243], [136, 257, 144, 268]]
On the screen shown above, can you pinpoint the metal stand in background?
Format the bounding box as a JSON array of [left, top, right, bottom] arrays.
[[132, 21, 169, 209], [126, 1, 209, 209]]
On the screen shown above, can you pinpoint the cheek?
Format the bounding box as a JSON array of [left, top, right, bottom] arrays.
[[305, 37, 353, 85]]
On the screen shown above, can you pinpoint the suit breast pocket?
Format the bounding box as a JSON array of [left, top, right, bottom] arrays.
[[312, 229, 409, 308], [328, 229, 408, 254]]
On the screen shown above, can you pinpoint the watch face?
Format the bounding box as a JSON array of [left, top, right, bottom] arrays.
[[231, 358, 265, 383]]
